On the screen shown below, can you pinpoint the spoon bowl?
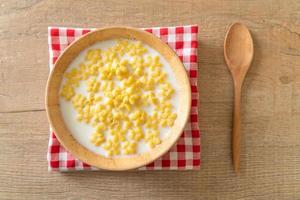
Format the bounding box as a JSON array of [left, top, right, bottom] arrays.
[[225, 23, 253, 82]]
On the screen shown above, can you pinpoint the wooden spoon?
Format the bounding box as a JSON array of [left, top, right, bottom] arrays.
[[224, 23, 254, 173]]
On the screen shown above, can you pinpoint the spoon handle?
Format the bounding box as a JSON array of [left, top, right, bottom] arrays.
[[233, 82, 242, 173]]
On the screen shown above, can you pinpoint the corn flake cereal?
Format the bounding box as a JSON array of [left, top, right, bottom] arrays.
[[60, 39, 177, 156]]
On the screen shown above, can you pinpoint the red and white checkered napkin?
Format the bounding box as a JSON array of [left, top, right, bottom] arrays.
[[47, 25, 200, 171]]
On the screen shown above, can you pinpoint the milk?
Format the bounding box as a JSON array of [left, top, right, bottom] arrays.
[[59, 39, 179, 157]]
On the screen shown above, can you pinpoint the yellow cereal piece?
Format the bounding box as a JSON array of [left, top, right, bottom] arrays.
[[60, 84, 75, 100], [128, 94, 139, 105], [113, 111, 123, 121], [129, 110, 147, 126], [103, 112, 114, 126], [87, 78, 100, 93], [123, 75, 135, 87], [111, 129, 126, 142], [158, 103, 177, 127], [127, 41, 147, 56], [103, 139, 120, 156], [159, 83, 174, 100], [64, 68, 78, 79], [119, 102, 131, 111], [156, 73, 166, 83], [111, 87, 122, 97], [143, 55, 152, 67], [90, 131, 105, 146], [95, 95, 102, 102], [95, 123, 107, 132], [88, 64, 100, 76], [146, 55, 162, 71], [115, 40, 129, 56], [101, 66, 115, 80], [72, 94, 87, 110], [167, 113, 177, 126], [86, 93, 101, 107], [143, 91, 158, 105], [123, 120, 132, 130], [116, 64, 129, 79], [132, 56, 144, 68], [79, 63, 87, 72], [158, 102, 172, 112], [77, 111, 88, 123], [85, 49, 101, 62], [170, 113, 177, 120], [103, 48, 118, 63], [123, 141, 137, 155], [160, 119, 168, 127], [153, 56, 161, 66], [129, 127, 144, 141], [63, 69, 82, 87], [66, 78, 80, 87], [82, 71, 90, 80], [145, 129, 161, 149], [134, 66, 144, 76], [145, 112, 159, 129], [139, 76, 155, 91], [101, 81, 114, 92]]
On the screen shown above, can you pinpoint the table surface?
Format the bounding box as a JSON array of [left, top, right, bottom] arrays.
[[1, 0, 300, 199]]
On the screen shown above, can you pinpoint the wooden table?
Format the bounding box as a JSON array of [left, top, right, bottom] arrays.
[[1, 0, 299, 199]]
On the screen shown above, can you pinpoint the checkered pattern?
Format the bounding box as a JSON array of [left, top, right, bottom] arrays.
[[47, 25, 200, 171]]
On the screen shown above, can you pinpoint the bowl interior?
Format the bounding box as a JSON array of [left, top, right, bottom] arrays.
[[46, 27, 191, 170]]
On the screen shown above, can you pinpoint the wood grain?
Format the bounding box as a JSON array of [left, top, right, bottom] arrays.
[[0, 0, 300, 199]]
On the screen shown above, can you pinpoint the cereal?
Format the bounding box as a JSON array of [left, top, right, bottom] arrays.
[[145, 129, 161, 149], [60, 39, 177, 156], [90, 131, 106, 146], [123, 141, 137, 155]]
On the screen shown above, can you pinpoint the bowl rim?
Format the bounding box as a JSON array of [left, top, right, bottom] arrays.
[[45, 26, 191, 171]]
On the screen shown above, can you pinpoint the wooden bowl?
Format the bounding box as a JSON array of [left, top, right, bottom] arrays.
[[45, 27, 191, 171]]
